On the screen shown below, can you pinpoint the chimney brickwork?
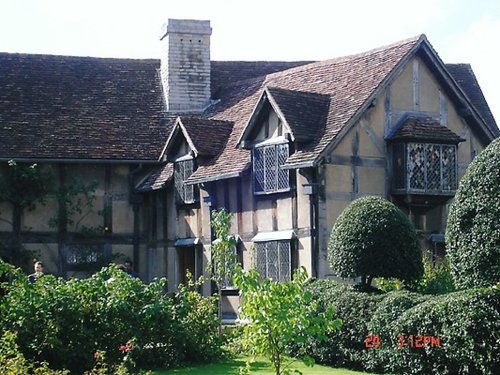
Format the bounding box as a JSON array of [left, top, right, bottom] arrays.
[[160, 19, 212, 113]]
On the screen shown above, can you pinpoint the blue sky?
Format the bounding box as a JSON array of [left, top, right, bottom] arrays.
[[1, 0, 499, 123]]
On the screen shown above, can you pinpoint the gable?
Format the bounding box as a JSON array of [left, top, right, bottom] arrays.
[[387, 54, 493, 149]]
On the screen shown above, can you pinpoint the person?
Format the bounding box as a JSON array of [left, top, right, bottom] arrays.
[[124, 260, 139, 278], [28, 260, 44, 283]]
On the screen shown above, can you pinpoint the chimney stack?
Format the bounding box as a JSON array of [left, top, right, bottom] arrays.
[[160, 19, 212, 113]]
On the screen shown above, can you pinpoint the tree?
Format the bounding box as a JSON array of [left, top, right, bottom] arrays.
[[207, 208, 238, 329], [233, 266, 341, 375], [328, 196, 423, 288], [446, 138, 500, 289], [209, 208, 238, 291]]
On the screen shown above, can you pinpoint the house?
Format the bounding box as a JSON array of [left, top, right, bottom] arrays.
[[0, 19, 497, 293]]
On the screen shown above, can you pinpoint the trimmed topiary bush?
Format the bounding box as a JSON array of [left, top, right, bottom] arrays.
[[300, 279, 385, 369], [377, 285, 500, 375], [365, 290, 431, 372], [446, 138, 500, 289], [302, 279, 499, 375], [328, 196, 423, 287]]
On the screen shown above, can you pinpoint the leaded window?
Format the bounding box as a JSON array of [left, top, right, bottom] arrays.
[[174, 158, 195, 204], [403, 143, 457, 193], [253, 142, 289, 194], [255, 240, 291, 282]]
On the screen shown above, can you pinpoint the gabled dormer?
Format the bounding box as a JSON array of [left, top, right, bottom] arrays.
[[162, 116, 233, 204], [238, 86, 330, 195]]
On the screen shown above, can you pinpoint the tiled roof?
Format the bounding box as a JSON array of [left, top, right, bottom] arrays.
[[2, 35, 496, 182], [266, 87, 331, 142], [0, 53, 173, 161], [386, 115, 465, 144], [446, 63, 499, 137], [176, 116, 234, 157], [211, 61, 312, 98], [190, 35, 424, 182], [136, 163, 174, 192]]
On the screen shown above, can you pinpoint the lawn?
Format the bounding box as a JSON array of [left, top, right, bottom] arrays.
[[155, 357, 379, 374]]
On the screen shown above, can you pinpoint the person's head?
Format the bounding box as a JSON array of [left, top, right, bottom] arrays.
[[34, 261, 44, 273], [124, 260, 133, 272]]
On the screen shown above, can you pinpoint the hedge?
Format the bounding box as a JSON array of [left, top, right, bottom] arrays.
[[446, 137, 500, 289], [302, 280, 385, 369], [303, 279, 499, 375]]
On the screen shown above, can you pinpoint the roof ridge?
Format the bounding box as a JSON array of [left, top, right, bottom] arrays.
[[0, 51, 159, 62], [263, 34, 425, 79]]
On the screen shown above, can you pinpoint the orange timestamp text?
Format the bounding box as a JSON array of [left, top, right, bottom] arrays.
[[364, 334, 441, 348]]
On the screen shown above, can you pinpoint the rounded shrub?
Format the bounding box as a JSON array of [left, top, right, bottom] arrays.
[[446, 138, 500, 289], [328, 196, 423, 287]]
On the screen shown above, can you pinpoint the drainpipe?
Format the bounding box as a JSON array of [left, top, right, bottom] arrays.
[[129, 164, 144, 271]]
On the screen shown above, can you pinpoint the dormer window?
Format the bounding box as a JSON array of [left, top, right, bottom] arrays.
[[174, 155, 196, 204], [253, 138, 290, 194]]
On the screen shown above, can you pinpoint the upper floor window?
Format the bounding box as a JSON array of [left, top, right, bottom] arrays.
[[253, 140, 290, 194], [393, 142, 458, 194], [174, 156, 196, 204]]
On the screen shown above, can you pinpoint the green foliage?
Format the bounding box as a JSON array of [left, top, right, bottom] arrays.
[[328, 196, 423, 287], [209, 209, 238, 289], [373, 277, 402, 292], [300, 280, 384, 369], [446, 138, 500, 289], [48, 176, 99, 231], [0, 160, 52, 268], [0, 160, 52, 210], [233, 267, 341, 375], [373, 285, 500, 375], [302, 279, 499, 375], [413, 255, 455, 295], [174, 275, 224, 363], [0, 330, 69, 375], [0, 259, 224, 373], [364, 291, 430, 372]]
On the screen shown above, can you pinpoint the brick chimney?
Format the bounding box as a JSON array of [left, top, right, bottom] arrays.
[[160, 19, 212, 113]]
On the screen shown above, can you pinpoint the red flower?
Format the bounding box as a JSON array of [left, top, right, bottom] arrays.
[[119, 342, 134, 353]]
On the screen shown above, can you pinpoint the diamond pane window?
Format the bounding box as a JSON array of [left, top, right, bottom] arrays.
[[399, 143, 458, 193], [255, 240, 291, 282], [174, 158, 196, 204], [253, 142, 290, 194]]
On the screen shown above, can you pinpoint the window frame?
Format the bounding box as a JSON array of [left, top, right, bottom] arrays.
[[254, 240, 292, 282], [252, 137, 290, 195], [174, 155, 197, 205], [393, 142, 458, 194], [63, 243, 111, 271]]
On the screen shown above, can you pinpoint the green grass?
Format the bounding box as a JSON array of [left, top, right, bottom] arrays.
[[154, 357, 379, 374]]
